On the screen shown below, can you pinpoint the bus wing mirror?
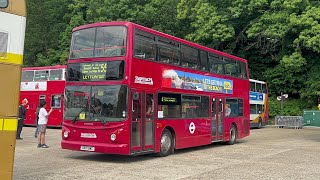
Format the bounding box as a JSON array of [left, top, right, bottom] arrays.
[[132, 92, 139, 100]]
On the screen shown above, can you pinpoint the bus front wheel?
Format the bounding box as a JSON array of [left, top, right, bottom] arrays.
[[157, 129, 173, 157], [227, 124, 237, 145]]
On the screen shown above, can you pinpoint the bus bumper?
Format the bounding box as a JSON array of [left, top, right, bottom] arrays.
[[61, 140, 130, 155], [250, 122, 267, 128]]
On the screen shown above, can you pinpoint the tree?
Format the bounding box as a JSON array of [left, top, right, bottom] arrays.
[[24, 0, 71, 66]]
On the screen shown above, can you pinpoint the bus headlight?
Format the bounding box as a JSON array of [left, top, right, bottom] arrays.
[[110, 133, 116, 141], [63, 131, 69, 138]]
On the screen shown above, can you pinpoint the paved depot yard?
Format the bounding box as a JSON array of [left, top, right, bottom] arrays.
[[13, 127, 320, 180]]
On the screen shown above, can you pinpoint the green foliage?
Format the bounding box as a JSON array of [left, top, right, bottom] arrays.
[[281, 52, 306, 68], [300, 54, 320, 99], [185, 0, 235, 46], [24, 0, 70, 66], [268, 97, 311, 117], [138, 0, 182, 35], [23, 0, 320, 115], [291, 6, 320, 52]]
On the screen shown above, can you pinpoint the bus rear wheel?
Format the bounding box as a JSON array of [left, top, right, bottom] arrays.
[[227, 125, 237, 145], [157, 129, 173, 157]]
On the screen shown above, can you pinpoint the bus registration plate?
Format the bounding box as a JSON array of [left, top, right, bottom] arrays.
[[80, 146, 95, 152]]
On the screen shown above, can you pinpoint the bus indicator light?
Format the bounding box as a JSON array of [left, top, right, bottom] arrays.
[[63, 131, 69, 138], [110, 134, 116, 141]]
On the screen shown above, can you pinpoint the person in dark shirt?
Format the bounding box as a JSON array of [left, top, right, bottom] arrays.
[[17, 98, 29, 139]]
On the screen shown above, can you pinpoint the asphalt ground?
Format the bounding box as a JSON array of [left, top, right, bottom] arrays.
[[13, 126, 320, 180]]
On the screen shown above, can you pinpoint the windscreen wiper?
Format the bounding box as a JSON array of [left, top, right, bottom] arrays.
[[72, 107, 86, 124], [91, 105, 107, 126], [100, 117, 107, 126]]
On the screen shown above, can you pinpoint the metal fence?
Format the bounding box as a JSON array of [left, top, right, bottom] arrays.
[[275, 116, 304, 129]]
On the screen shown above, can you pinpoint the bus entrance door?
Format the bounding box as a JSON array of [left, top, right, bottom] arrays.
[[130, 90, 154, 154], [211, 98, 224, 141], [218, 98, 224, 140]]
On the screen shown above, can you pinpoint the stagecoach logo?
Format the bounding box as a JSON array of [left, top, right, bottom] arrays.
[[80, 133, 97, 138], [134, 76, 153, 85], [189, 122, 196, 134]]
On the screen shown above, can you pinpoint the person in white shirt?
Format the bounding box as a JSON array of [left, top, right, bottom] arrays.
[[37, 101, 53, 148]]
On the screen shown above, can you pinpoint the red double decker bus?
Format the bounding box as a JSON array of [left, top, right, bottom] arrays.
[[20, 65, 66, 127], [62, 22, 250, 156]]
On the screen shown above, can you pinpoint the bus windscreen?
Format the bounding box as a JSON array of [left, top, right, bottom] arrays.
[[64, 85, 128, 122]]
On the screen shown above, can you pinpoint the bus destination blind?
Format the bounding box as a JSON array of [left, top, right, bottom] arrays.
[[80, 62, 107, 81]]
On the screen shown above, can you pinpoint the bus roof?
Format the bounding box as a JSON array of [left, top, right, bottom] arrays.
[[22, 65, 66, 71], [72, 21, 248, 63], [249, 79, 267, 84]]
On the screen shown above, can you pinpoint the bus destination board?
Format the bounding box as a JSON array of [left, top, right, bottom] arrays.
[[80, 62, 107, 81]]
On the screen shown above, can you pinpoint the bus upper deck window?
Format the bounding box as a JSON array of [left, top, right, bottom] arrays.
[[0, 0, 8, 8], [250, 82, 255, 92], [21, 71, 34, 82], [240, 62, 247, 79], [34, 70, 49, 81], [49, 69, 63, 80], [0, 32, 8, 57]]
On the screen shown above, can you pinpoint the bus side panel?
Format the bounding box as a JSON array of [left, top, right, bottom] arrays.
[[21, 81, 65, 127], [223, 117, 250, 142], [0, 64, 21, 118], [180, 119, 211, 148], [237, 118, 250, 139], [155, 119, 212, 152], [264, 94, 269, 125], [46, 81, 65, 127]]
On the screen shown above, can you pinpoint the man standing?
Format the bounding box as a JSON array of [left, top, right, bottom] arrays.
[[37, 101, 53, 148], [17, 98, 29, 139]]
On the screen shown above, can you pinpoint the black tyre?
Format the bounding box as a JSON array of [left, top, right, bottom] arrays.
[[157, 129, 173, 157], [227, 124, 237, 145]]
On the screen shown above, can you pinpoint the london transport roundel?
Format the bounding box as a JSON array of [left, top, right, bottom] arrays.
[[189, 122, 196, 134]]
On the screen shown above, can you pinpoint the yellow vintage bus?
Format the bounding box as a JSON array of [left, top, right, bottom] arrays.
[[249, 79, 268, 129], [0, 0, 26, 179]]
